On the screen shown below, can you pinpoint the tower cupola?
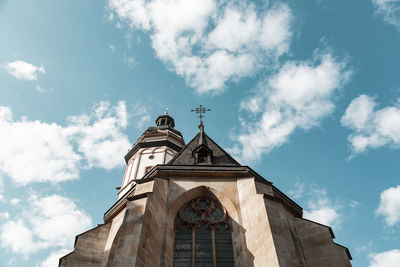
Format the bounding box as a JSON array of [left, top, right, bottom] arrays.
[[155, 112, 175, 128], [117, 112, 185, 199]]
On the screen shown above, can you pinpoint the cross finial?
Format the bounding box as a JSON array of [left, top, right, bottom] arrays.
[[165, 107, 169, 115], [191, 105, 211, 126]]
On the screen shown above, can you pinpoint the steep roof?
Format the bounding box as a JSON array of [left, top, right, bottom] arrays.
[[168, 129, 240, 166]]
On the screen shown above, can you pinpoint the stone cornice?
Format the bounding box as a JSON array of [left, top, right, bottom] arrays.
[[104, 165, 303, 224], [137, 165, 273, 185], [103, 184, 137, 222]]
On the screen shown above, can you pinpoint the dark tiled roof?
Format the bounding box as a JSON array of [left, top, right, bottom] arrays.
[[168, 132, 240, 166]]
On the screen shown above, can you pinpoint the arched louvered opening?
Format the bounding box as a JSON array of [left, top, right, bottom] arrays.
[[173, 197, 235, 267]]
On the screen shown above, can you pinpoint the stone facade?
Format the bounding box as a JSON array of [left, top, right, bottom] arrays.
[[60, 115, 351, 267]]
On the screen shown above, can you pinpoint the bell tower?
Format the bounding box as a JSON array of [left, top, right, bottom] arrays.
[[118, 112, 185, 199]]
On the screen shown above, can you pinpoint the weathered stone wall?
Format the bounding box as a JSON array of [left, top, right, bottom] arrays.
[[295, 218, 352, 267], [135, 178, 169, 266], [100, 208, 126, 267], [264, 197, 307, 267], [237, 178, 280, 267], [59, 222, 111, 267], [104, 197, 148, 267], [61, 172, 351, 267], [160, 176, 249, 267]]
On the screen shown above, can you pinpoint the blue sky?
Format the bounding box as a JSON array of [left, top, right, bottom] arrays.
[[1, 0, 400, 266]]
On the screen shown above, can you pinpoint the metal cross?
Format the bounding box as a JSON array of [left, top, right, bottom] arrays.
[[191, 105, 211, 125]]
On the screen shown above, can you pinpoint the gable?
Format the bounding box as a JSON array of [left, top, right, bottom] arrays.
[[168, 132, 240, 166]]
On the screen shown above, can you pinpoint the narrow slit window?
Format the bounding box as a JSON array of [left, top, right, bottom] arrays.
[[145, 166, 153, 175]]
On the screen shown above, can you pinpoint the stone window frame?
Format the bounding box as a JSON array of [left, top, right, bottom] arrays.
[[144, 166, 154, 175], [173, 196, 235, 267]]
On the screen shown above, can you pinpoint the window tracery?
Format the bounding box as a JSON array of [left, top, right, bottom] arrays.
[[173, 197, 235, 267]]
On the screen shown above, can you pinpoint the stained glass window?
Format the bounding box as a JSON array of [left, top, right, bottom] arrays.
[[195, 224, 213, 266], [173, 197, 235, 267], [174, 224, 192, 267]]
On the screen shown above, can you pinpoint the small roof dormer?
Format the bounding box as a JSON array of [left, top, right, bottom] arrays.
[[192, 122, 213, 165], [168, 122, 240, 166]]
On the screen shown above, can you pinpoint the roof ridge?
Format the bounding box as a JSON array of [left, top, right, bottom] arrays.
[[168, 132, 199, 165]]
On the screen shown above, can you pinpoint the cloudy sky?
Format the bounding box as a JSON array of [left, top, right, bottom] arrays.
[[1, 0, 400, 266]]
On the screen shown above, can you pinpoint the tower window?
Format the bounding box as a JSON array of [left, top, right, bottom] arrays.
[[173, 197, 235, 267], [145, 166, 153, 174]]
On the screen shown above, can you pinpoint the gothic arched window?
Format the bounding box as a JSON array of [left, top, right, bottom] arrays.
[[173, 197, 235, 267]]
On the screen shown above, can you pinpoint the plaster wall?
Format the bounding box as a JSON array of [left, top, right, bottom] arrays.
[[119, 147, 177, 199], [118, 157, 138, 198], [122, 161, 133, 188], [135, 148, 165, 180]]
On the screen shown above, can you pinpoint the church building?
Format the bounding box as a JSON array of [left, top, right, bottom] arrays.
[[60, 110, 352, 267]]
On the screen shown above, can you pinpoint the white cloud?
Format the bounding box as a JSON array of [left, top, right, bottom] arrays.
[[65, 101, 131, 170], [304, 206, 340, 227], [372, 0, 400, 30], [36, 85, 53, 94], [0, 107, 81, 185], [349, 199, 361, 208], [356, 241, 372, 253], [0, 194, 92, 258], [0, 175, 4, 202], [108, 43, 116, 52], [109, 0, 292, 93], [41, 248, 71, 267], [0, 101, 130, 185], [288, 181, 347, 228], [0, 212, 9, 220], [233, 52, 351, 162], [29, 195, 92, 248], [123, 54, 136, 68], [341, 94, 376, 132], [376, 185, 400, 226], [368, 249, 400, 267], [4, 60, 45, 81], [132, 102, 151, 129], [0, 220, 42, 257], [341, 95, 400, 156], [303, 187, 341, 228], [10, 198, 20, 205], [287, 179, 305, 199]]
